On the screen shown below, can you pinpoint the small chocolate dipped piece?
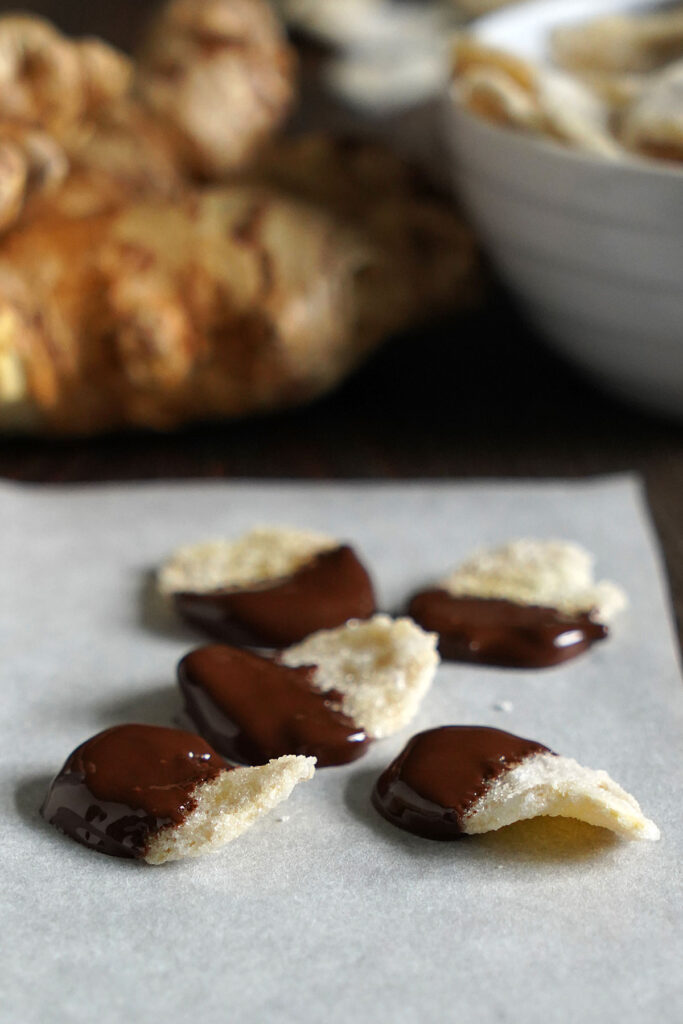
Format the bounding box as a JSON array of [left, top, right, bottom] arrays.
[[408, 592, 607, 668], [179, 610, 440, 765], [41, 724, 315, 864], [373, 726, 660, 842], [158, 526, 376, 646], [179, 645, 370, 767], [174, 545, 375, 647], [409, 539, 626, 668], [281, 614, 440, 740], [179, 615, 440, 766]]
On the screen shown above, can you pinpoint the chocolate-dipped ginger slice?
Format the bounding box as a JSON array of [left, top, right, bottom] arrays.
[[159, 526, 376, 646], [41, 724, 315, 864], [409, 539, 627, 668], [179, 615, 440, 766], [373, 726, 659, 842]]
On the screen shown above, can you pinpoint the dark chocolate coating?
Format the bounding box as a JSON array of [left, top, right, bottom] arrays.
[[408, 590, 607, 668], [373, 726, 552, 840], [179, 644, 370, 767], [41, 724, 226, 859], [174, 544, 376, 647]]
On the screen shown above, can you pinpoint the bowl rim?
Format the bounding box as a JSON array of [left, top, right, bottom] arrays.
[[452, 0, 683, 184]]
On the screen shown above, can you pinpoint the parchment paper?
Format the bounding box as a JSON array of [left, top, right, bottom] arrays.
[[2, 476, 681, 1024]]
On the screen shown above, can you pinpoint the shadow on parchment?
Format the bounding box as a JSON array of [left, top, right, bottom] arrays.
[[345, 766, 619, 864], [476, 815, 620, 863], [15, 773, 55, 835], [95, 682, 184, 730], [139, 568, 198, 643]]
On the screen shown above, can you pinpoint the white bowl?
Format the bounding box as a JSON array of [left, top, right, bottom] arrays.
[[444, 0, 683, 418]]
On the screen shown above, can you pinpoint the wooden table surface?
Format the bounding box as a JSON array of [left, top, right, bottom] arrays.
[[1, 0, 682, 646]]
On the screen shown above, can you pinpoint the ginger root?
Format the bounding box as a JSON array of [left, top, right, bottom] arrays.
[[246, 134, 479, 331], [1, 190, 360, 430], [0, 125, 69, 232], [0, 0, 296, 228], [0, 163, 474, 434], [0, 1, 478, 435], [0, 16, 131, 134], [135, 0, 297, 178]]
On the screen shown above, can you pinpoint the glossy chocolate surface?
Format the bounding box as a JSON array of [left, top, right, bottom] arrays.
[[373, 726, 551, 840], [174, 544, 376, 647], [179, 644, 369, 767], [408, 590, 607, 668], [41, 724, 226, 859]]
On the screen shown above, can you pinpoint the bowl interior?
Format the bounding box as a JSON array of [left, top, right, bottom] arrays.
[[446, 0, 683, 418]]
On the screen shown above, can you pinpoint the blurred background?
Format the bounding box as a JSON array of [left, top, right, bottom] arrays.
[[1, 0, 681, 638]]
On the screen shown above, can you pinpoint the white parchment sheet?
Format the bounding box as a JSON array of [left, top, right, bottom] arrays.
[[2, 477, 682, 1024]]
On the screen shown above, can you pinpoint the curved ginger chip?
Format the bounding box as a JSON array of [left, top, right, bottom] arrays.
[[373, 727, 659, 843], [464, 751, 660, 841]]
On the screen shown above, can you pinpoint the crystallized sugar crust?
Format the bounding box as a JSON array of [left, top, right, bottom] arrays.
[[281, 614, 439, 740], [440, 539, 627, 624], [464, 752, 659, 841], [158, 526, 338, 595], [144, 755, 316, 865]]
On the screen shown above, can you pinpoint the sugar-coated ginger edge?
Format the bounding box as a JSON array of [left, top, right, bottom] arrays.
[[464, 752, 660, 841], [282, 614, 440, 740], [440, 538, 627, 625], [144, 754, 316, 864], [158, 525, 338, 595]]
